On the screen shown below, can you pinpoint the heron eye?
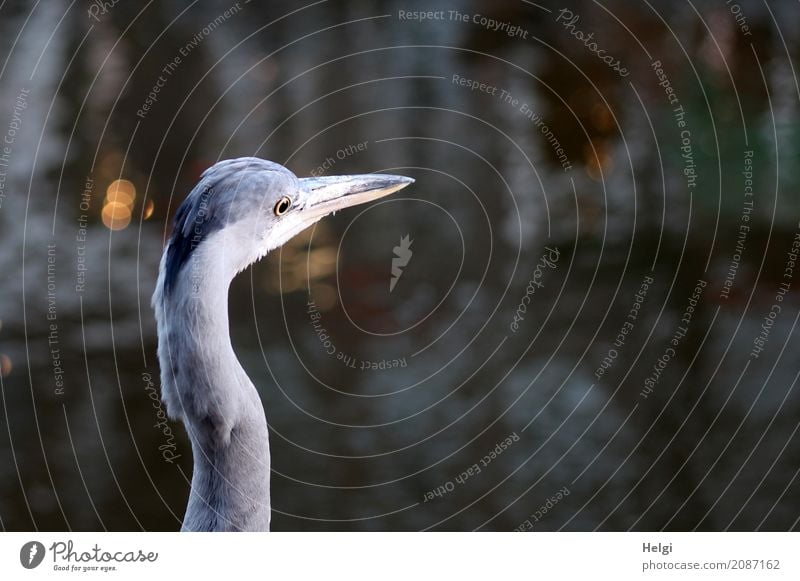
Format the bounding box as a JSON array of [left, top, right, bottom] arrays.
[[274, 196, 292, 216]]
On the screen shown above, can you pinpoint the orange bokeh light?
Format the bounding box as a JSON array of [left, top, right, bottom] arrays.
[[102, 201, 132, 230]]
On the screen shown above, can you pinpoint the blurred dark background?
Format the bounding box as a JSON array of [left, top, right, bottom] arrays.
[[0, 0, 799, 531]]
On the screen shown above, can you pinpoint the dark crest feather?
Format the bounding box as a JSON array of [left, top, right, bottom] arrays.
[[162, 158, 293, 295], [163, 187, 216, 294]]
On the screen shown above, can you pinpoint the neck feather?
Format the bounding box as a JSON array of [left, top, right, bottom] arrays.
[[153, 249, 271, 531]]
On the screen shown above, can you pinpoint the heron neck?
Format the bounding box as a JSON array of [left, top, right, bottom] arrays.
[[165, 267, 272, 531]]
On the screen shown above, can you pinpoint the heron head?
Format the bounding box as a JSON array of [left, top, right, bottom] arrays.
[[158, 157, 414, 297]]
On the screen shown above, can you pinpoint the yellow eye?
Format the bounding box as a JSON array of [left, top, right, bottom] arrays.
[[274, 196, 292, 216]]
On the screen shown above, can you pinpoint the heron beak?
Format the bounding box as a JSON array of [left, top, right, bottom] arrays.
[[298, 174, 414, 219]]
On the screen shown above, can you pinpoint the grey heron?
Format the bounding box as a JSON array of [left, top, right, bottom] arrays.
[[151, 157, 414, 531]]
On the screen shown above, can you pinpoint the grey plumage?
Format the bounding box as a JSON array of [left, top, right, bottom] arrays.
[[163, 158, 298, 295], [151, 157, 413, 531]]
